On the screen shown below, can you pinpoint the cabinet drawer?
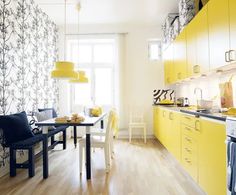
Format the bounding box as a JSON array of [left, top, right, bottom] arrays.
[[182, 124, 195, 136], [182, 134, 195, 147], [182, 156, 198, 181], [181, 115, 196, 128]]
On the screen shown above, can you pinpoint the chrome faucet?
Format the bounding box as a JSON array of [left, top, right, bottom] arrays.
[[194, 87, 202, 100]]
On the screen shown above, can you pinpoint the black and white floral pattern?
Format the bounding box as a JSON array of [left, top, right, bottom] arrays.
[[0, 0, 58, 175]]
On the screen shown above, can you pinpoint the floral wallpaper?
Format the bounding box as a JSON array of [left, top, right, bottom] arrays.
[[0, 0, 59, 176]]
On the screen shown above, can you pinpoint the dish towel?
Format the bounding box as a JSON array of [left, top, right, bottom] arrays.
[[227, 140, 233, 191]]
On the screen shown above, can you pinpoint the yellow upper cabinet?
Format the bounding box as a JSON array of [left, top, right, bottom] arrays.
[[163, 44, 174, 85], [208, 0, 230, 69], [173, 29, 187, 81], [229, 0, 236, 62], [186, 19, 197, 77], [195, 5, 209, 74]]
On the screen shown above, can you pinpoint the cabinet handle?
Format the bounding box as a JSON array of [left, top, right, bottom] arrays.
[[184, 116, 191, 120], [163, 111, 165, 117], [185, 158, 192, 164], [229, 50, 236, 62], [195, 120, 201, 132], [225, 51, 230, 62], [185, 127, 191, 131], [169, 112, 173, 120], [193, 65, 200, 74], [185, 148, 191, 153], [185, 137, 192, 143]]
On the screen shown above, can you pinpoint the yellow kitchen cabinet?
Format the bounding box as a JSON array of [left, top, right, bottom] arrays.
[[163, 44, 174, 85], [168, 112, 181, 161], [173, 28, 187, 81], [229, 0, 236, 62], [195, 5, 209, 74], [180, 115, 201, 182], [186, 19, 197, 77], [208, 0, 230, 69], [159, 109, 169, 147], [153, 106, 160, 139], [181, 133, 198, 181], [198, 119, 226, 195]]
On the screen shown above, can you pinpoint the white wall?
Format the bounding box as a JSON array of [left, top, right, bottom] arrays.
[[57, 23, 164, 137], [173, 70, 236, 109]]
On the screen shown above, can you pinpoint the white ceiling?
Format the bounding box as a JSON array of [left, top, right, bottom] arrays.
[[35, 0, 179, 26]]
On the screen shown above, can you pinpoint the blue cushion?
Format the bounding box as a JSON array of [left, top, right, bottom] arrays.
[[38, 108, 57, 118], [47, 126, 68, 137], [10, 134, 43, 149], [0, 111, 34, 146]]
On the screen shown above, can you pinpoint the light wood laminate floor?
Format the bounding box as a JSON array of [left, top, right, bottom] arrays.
[[0, 139, 205, 195]]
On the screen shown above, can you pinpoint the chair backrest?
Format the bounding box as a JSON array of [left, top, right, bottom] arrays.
[[105, 110, 115, 144], [129, 109, 144, 123], [38, 108, 57, 118]]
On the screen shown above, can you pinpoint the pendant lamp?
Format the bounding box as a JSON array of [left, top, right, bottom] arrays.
[[69, 71, 89, 83], [51, 0, 77, 79], [69, 1, 89, 83]]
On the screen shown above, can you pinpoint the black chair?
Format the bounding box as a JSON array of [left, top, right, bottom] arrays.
[[37, 108, 68, 149], [0, 111, 45, 178]]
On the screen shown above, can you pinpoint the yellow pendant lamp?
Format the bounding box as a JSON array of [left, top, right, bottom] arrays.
[[69, 1, 89, 84], [69, 71, 89, 83], [51, 0, 77, 79], [51, 61, 78, 79]]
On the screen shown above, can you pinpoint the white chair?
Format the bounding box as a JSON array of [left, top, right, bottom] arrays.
[[129, 109, 146, 143], [79, 110, 114, 174], [90, 109, 118, 156]]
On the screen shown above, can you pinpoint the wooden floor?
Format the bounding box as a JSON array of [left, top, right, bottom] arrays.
[[0, 139, 205, 195]]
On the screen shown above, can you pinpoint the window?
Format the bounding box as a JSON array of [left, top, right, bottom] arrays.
[[67, 38, 115, 111], [148, 40, 162, 61]]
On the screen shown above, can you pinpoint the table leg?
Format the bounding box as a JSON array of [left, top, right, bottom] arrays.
[[101, 119, 104, 129], [43, 133, 48, 179], [86, 126, 91, 180], [74, 126, 77, 148]]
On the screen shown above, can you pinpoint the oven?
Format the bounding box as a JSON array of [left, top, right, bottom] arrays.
[[226, 117, 236, 195]]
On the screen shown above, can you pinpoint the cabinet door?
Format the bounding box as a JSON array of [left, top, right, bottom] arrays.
[[163, 44, 174, 85], [195, 5, 209, 74], [169, 112, 181, 161], [186, 19, 197, 77], [208, 0, 230, 69], [198, 119, 226, 195], [158, 109, 166, 145], [153, 107, 159, 139], [173, 29, 187, 81], [229, 0, 236, 62]]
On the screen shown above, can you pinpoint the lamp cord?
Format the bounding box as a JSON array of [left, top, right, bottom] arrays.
[[77, 1, 80, 67], [64, 0, 67, 60]]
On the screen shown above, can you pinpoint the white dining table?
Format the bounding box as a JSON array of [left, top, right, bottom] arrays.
[[35, 113, 107, 180]]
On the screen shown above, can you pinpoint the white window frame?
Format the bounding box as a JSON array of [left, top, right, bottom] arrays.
[[66, 36, 116, 113], [148, 40, 162, 61]]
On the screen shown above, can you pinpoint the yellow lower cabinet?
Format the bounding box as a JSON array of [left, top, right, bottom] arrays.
[[153, 107, 159, 139], [198, 119, 226, 195], [181, 130, 198, 182], [158, 109, 168, 146], [168, 112, 181, 161]]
